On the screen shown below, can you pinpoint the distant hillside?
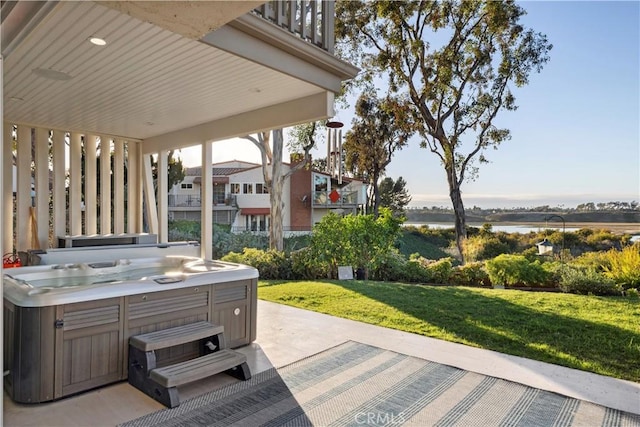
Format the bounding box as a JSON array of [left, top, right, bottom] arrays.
[[486, 211, 640, 223], [406, 210, 640, 224]]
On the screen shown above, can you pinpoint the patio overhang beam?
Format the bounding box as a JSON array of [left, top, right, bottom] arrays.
[[96, 1, 265, 41], [140, 91, 334, 154], [202, 13, 359, 93]]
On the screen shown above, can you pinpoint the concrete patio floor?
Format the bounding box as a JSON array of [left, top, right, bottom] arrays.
[[4, 300, 640, 426]]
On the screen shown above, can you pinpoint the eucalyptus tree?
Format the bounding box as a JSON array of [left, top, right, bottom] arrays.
[[343, 93, 413, 217], [379, 176, 412, 217], [337, 0, 552, 261], [243, 123, 319, 251]]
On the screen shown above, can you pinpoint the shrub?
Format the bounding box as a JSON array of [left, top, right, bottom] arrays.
[[168, 219, 202, 242], [602, 244, 640, 289], [625, 288, 640, 299], [221, 248, 291, 279], [370, 250, 408, 282], [462, 235, 510, 262], [425, 257, 453, 284], [290, 247, 325, 280], [370, 251, 433, 283], [284, 234, 311, 252], [450, 262, 490, 287], [211, 226, 268, 259], [310, 209, 402, 279], [520, 246, 541, 262], [558, 265, 621, 296], [404, 254, 432, 283], [585, 229, 622, 249], [572, 251, 611, 272], [485, 254, 549, 287], [540, 261, 563, 287]]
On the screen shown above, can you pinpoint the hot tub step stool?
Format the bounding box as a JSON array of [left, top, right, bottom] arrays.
[[128, 321, 251, 408]]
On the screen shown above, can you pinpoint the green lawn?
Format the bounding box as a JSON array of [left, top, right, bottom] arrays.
[[258, 280, 640, 382]]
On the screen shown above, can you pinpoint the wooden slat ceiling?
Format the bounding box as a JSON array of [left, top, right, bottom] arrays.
[[3, 1, 323, 140]]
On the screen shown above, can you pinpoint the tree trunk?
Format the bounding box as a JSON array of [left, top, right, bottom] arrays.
[[372, 171, 381, 218], [446, 166, 467, 263], [270, 129, 285, 251]]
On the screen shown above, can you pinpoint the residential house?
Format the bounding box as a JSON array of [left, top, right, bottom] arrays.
[[169, 157, 367, 234], [2, 1, 359, 259]]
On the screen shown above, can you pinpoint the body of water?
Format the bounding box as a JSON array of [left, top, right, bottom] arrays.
[[406, 223, 576, 234]]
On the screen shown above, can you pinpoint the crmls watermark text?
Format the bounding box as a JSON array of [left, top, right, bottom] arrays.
[[355, 411, 406, 425]]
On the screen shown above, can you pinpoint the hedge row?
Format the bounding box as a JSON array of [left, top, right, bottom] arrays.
[[221, 243, 640, 297]]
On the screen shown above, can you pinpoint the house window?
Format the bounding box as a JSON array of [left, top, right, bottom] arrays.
[[181, 183, 193, 189], [314, 174, 329, 203], [314, 174, 328, 192], [243, 183, 253, 194], [230, 183, 240, 194], [256, 183, 269, 194]]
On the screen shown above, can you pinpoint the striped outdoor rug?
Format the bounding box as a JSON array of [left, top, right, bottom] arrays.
[[120, 341, 640, 427]]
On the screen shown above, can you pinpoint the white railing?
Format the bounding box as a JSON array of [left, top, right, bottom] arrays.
[[169, 194, 237, 208], [2, 123, 143, 254], [253, 0, 335, 53]]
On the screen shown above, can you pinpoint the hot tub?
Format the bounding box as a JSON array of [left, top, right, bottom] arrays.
[[3, 253, 258, 403]]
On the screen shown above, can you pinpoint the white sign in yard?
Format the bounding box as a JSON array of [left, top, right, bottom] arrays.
[[337, 266, 354, 280]]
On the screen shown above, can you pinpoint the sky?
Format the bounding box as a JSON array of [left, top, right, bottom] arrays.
[[178, 1, 640, 210]]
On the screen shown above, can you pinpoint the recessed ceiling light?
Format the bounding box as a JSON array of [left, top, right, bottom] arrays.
[[89, 37, 107, 46], [32, 68, 72, 81], [9, 97, 24, 102]]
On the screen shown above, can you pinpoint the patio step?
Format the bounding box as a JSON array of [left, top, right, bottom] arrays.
[[127, 321, 251, 408], [130, 321, 226, 351], [150, 349, 249, 388]]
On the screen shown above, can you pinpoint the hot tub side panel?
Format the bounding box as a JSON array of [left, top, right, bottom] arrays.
[[212, 278, 257, 348], [55, 297, 125, 399], [3, 300, 57, 403]]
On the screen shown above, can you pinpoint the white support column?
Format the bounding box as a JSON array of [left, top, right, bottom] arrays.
[[0, 56, 3, 420], [113, 139, 125, 234], [142, 154, 158, 235], [16, 125, 31, 251], [84, 134, 98, 235], [201, 142, 213, 259], [69, 132, 83, 236], [157, 151, 168, 243], [99, 136, 112, 234], [52, 131, 66, 240], [34, 127, 50, 248], [127, 142, 141, 233], [3, 122, 14, 254]]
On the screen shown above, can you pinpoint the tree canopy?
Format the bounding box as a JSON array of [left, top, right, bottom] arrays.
[[310, 207, 402, 279], [343, 93, 413, 216], [379, 176, 412, 217], [336, 0, 552, 262]]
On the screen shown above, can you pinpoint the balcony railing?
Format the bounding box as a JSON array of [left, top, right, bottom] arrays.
[[168, 194, 237, 208], [231, 225, 312, 234], [312, 190, 360, 207], [253, 0, 335, 53]]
